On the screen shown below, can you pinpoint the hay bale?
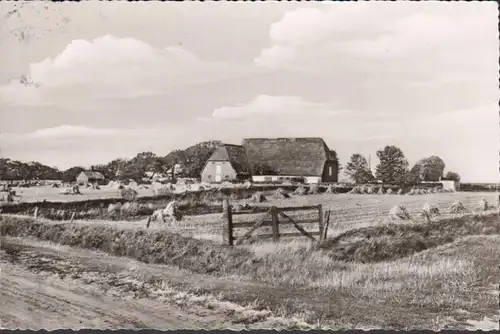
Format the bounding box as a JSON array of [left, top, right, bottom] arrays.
[[294, 185, 307, 196], [449, 200, 468, 214], [275, 188, 290, 199], [308, 184, 319, 195], [397, 189, 403, 195], [366, 186, 374, 194], [479, 198, 489, 211], [388, 204, 411, 220], [250, 191, 267, 203], [386, 188, 393, 195], [120, 187, 138, 201], [377, 187, 384, 195]]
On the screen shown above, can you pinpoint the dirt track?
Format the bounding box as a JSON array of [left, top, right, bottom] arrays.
[[0, 237, 310, 330]]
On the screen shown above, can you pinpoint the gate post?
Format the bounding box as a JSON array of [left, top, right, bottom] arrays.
[[317, 205, 324, 243], [271, 206, 280, 242], [222, 199, 234, 246]]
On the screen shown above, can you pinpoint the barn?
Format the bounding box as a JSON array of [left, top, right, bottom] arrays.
[[242, 137, 339, 184], [76, 171, 106, 186], [201, 144, 251, 183]]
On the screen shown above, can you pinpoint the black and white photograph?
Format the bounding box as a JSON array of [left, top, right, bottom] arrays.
[[0, 1, 499, 330]]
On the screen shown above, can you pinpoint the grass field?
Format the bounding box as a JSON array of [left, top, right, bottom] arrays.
[[1, 189, 499, 330]]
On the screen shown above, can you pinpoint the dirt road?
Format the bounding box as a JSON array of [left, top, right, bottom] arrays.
[[0, 237, 312, 330]]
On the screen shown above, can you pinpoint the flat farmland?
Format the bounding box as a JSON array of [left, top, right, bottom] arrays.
[[40, 191, 499, 244]]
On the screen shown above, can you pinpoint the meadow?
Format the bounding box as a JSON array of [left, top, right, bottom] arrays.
[[1, 185, 499, 330]]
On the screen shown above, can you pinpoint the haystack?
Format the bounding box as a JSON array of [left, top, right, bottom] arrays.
[[407, 188, 415, 195], [478, 198, 489, 211], [275, 188, 290, 199], [250, 191, 267, 203], [0, 191, 13, 203], [150, 200, 182, 223], [121, 187, 138, 201], [348, 186, 360, 194], [386, 188, 393, 195], [388, 204, 411, 220], [308, 184, 319, 195], [449, 200, 468, 214], [377, 187, 384, 195], [421, 202, 440, 222], [324, 184, 335, 194], [294, 185, 307, 196], [397, 189, 403, 195], [108, 202, 122, 215], [121, 201, 140, 216], [72, 185, 81, 195]]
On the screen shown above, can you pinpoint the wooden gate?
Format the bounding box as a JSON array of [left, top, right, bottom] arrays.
[[222, 199, 331, 246]]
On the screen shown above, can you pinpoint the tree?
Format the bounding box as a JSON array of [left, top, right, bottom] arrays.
[[61, 166, 85, 183], [375, 145, 409, 185], [444, 171, 461, 182], [345, 154, 374, 184], [411, 156, 446, 182]]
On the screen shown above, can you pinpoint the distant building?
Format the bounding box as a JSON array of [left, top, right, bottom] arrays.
[[76, 171, 106, 185], [201, 144, 251, 183], [242, 137, 339, 184]]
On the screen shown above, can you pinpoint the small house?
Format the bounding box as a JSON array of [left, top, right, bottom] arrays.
[[242, 137, 339, 184], [76, 171, 106, 186], [201, 144, 251, 183]]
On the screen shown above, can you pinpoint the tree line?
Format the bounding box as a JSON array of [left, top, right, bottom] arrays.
[[0, 140, 221, 183], [344, 145, 461, 186]]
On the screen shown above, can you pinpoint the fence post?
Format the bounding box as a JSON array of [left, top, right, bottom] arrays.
[[70, 211, 76, 223], [317, 205, 324, 243], [222, 199, 234, 246], [271, 206, 280, 242], [34, 206, 39, 220]]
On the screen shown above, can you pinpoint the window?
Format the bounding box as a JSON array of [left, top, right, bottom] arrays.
[[225, 175, 229, 179], [264, 176, 272, 182], [329, 166, 333, 176], [208, 175, 212, 179]]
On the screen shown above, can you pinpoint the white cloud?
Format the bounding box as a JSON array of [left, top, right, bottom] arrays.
[[0, 35, 246, 107], [255, 2, 498, 83], [211, 95, 344, 120]]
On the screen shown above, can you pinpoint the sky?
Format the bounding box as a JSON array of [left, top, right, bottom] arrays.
[[0, 1, 498, 182]]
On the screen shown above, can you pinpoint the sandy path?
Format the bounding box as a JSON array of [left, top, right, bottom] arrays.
[[0, 237, 316, 330], [0, 238, 255, 330]]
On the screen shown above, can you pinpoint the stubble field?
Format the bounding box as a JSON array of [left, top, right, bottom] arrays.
[[1, 188, 499, 330]]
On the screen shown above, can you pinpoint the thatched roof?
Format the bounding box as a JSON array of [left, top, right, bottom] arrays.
[[81, 171, 105, 180], [207, 144, 250, 176], [242, 137, 333, 176]]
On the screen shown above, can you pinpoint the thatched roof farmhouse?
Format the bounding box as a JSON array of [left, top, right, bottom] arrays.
[[242, 137, 338, 184], [201, 144, 250, 183]]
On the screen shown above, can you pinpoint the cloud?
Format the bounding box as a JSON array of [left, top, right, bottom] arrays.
[[210, 95, 345, 120], [0, 35, 246, 107], [255, 2, 497, 82]]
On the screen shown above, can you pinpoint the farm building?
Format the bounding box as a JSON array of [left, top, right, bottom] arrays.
[[201, 144, 251, 183], [76, 171, 106, 185], [242, 137, 339, 184]]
